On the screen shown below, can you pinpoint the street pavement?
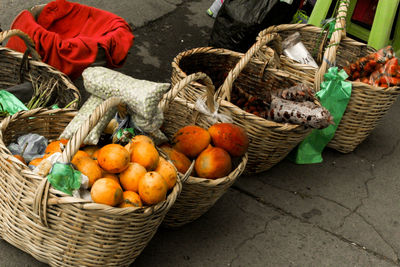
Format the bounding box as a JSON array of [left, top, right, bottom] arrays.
[[1, 0, 400, 266]]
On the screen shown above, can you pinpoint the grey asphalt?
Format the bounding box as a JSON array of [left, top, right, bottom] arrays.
[[1, 0, 400, 266]]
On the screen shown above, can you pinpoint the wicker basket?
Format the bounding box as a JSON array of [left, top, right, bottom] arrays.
[[0, 29, 80, 111], [171, 35, 314, 173], [159, 72, 247, 228], [258, 2, 400, 153], [0, 97, 188, 266]]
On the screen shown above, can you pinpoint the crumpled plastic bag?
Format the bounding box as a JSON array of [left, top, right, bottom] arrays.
[[47, 163, 82, 196], [0, 90, 28, 115], [8, 133, 48, 163]]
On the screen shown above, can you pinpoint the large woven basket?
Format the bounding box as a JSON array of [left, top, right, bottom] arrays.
[[159, 72, 247, 228], [0, 29, 80, 110], [171, 35, 313, 173], [259, 1, 400, 153], [0, 97, 188, 266]]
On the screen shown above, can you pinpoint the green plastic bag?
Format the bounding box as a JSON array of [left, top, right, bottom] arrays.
[[47, 163, 82, 195], [0, 90, 28, 115], [289, 67, 352, 164]]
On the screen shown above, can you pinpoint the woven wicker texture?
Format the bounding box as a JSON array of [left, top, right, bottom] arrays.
[[159, 72, 247, 227], [0, 29, 80, 110], [171, 35, 313, 174], [0, 97, 187, 266], [259, 1, 400, 153]]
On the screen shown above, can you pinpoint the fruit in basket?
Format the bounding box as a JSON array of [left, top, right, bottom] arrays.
[[102, 172, 120, 184], [138, 171, 168, 205], [159, 144, 192, 174], [91, 178, 123, 206], [119, 191, 143, 208], [28, 157, 43, 167], [82, 145, 100, 157], [195, 145, 232, 179], [73, 156, 103, 187], [155, 157, 177, 190], [172, 125, 211, 158], [45, 139, 68, 154], [98, 144, 130, 173], [130, 141, 159, 171], [208, 123, 249, 157], [125, 135, 154, 154], [71, 150, 90, 166], [119, 162, 147, 192]]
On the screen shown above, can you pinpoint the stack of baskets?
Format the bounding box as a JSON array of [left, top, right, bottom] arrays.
[[257, 1, 400, 153], [0, 97, 190, 266], [159, 72, 248, 227], [0, 29, 80, 111]]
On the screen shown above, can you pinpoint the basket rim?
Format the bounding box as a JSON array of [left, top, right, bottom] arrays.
[[182, 152, 248, 186], [0, 107, 181, 216], [171, 48, 312, 132], [0, 46, 81, 107]]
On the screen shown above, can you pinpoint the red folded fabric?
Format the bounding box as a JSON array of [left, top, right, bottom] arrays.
[[7, 0, 134, 79]]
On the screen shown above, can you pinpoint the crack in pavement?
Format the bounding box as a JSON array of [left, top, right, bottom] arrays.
[[378, 138, 400, 162], [229, 215, 280, 267], [231, 185, 400, 266]]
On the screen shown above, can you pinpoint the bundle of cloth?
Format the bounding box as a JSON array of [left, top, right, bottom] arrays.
[[7, 0, 134, 79]]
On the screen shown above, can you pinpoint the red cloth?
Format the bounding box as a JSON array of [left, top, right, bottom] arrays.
[[7, 0, 134, 79]]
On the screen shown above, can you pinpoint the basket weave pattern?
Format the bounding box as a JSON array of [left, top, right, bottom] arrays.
[[159, 72, 247, 227], [0, 98, 185, 266]]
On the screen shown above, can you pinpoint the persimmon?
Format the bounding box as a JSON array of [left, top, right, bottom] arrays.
[[82, 145, 99, 157], [119, 191, 143, 208], [102, 172, 120, 184], [71, 150, 90, 166], [97, 144, 130, 174], [195, 145, 232, 179], [119, 162, 147, 192], [155, 157, 177, 190], [91, 178, 123, 206], [45, 140, 66, 154], [172, 125, 211, 158], [130, 142, 159, 171], [73, 156, 103, 187], [138, 171, 168, 205], [125, 135, 154, 154], [28, 157, 43, 167], [159, 145, 192, 174]]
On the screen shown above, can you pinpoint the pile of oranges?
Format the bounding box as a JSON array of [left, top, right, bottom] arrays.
[[24, 135, 178, 207]]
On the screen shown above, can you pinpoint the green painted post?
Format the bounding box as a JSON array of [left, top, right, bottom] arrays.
[[308, 0, 334, 27], [368, 0, 400, 50]]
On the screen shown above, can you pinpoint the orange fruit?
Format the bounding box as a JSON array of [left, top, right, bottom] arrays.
[[159, 145, 192, 174], [119, 191, 143, 208], [13, 155, 26, 165], [91, 178, 123, 206], [125, 135, 154, 154], [130, 142, 159, 171], [71, 150, 90, 166], [45, 140, 66, 154], [59, 138, 69, 145], [119, 162, 147, 192], [102, 172, 120, 184], [82, 145, 99, 157], [73, 156, 103, 187], [28, 157, 43, 167], [155, 157, 177, 190], [98, 144, 130, 174], [138, 171, 168, 205]]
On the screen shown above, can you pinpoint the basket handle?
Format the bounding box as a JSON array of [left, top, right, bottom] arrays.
[[159, 72, 217, 113], [0, 29, 41, 61], [216, 33, 280, 102], [314, 0, 349, 91], [60, 97, 123, 164]]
